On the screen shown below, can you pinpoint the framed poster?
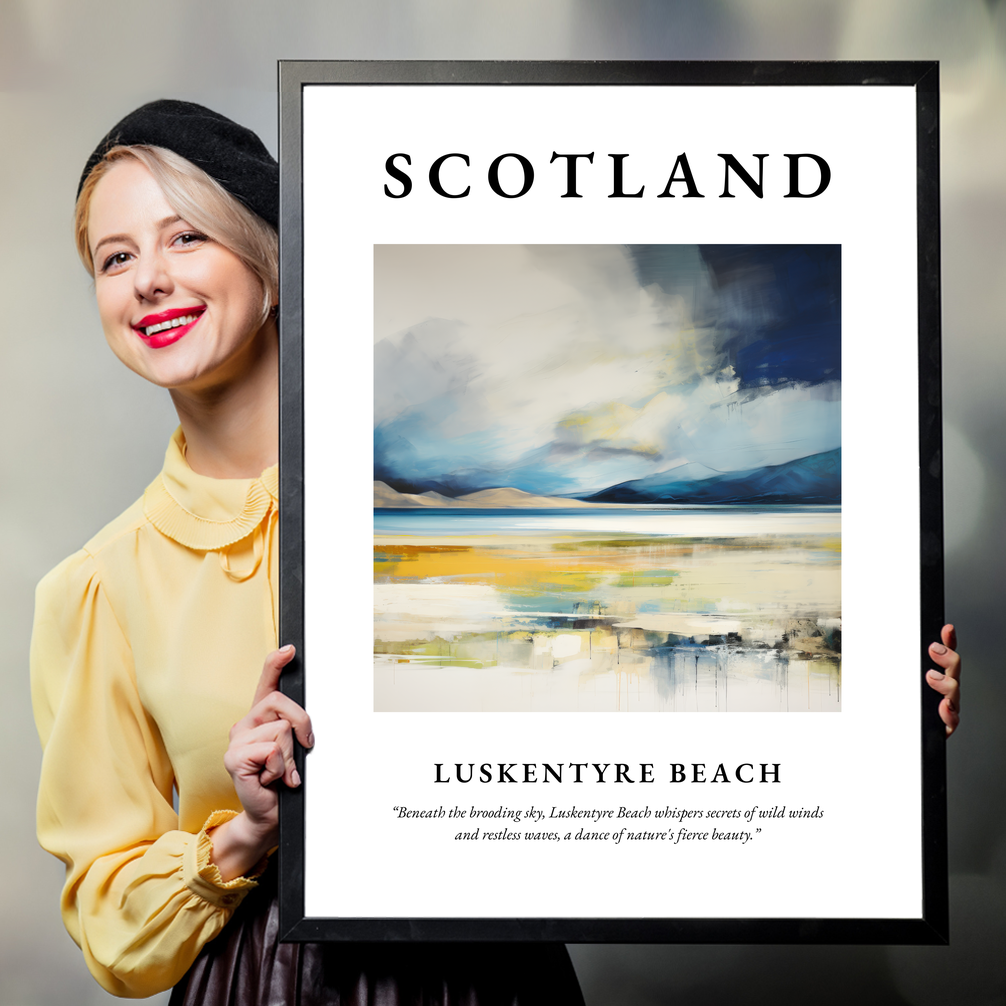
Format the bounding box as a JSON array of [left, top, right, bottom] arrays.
[[277, 61, 946, 943]]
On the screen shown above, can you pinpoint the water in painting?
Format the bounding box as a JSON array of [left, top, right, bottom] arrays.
[[374, 245, 841, 712]]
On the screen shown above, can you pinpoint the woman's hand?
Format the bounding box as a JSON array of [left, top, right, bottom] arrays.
[[926, 624, 961, 738], [209, 645, 314, 881]]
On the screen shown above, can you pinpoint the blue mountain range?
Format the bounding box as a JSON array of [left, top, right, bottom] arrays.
[[580, 448, 841, 505]]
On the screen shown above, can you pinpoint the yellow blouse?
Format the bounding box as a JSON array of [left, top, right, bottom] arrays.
[[31, 428, 279, 998]]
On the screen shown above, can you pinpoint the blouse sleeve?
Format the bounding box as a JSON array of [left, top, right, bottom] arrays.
[[31, 549, 262, 998]]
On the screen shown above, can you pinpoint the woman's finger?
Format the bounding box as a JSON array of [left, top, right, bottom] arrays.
[[233, 718, 301, 788], [939, 697, 961, 737], [928, 624, 961, 738], [242, 690, 314, 749], [224, 738, 287, 787], [255, 741, 287, 787], [252, 644, 296, 707], [926, 668, 960, 737], [925, 668, 959, 704], [928, 643, 960, 682], [941, 623, 957, 653]]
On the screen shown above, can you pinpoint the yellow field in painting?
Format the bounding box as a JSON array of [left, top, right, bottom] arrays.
[[374, 528, 841, 713]]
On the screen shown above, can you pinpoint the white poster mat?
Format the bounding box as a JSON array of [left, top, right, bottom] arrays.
[[300, 84, 919, 920]]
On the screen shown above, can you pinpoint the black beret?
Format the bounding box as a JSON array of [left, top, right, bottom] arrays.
[[78, 99, 278, 228]]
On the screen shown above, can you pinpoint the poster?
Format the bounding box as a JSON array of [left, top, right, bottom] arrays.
[[278, 62, 945, 942]]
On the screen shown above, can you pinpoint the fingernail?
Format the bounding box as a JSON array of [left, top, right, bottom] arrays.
[[306, 732, 315, 748], [931, 643, 947, 655], [292, 768, 301, 787], [927, 670, 944, 679], [280, 644, 295, 654]]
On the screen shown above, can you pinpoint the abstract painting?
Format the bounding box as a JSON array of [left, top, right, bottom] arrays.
[[374, 244, 841, 712]]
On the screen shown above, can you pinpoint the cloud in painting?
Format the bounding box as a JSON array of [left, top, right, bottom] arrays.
[[374, 244, 840, 497]]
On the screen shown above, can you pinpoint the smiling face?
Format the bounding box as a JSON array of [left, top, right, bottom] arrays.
[[87, 158, 272, 393]]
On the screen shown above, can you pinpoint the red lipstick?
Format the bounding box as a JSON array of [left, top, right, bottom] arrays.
[[133, 306, 205, 349]]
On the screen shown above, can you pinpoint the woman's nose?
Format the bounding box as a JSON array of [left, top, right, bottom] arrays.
[[133, 249, 173, 302]]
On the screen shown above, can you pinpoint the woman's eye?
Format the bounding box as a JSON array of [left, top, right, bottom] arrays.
[[173, 231, 208, 248], [101, 251, 132, 273]]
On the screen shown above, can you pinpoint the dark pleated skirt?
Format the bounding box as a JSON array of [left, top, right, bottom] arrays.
[[169, 869, 584, 1006]]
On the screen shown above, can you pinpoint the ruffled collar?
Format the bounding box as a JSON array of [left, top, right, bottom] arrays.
[[143, 428, 278, 551]]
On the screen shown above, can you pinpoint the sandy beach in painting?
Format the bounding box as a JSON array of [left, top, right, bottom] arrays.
[[374, 507, 841, 712]]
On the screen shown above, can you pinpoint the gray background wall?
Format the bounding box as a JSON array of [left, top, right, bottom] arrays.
[[1, 2, 1003, 1003]]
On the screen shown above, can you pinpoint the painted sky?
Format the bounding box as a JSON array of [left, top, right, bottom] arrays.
[[374, 244, 840, 498]]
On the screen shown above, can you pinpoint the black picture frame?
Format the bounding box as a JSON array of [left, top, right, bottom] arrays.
[[277, 60, 945, 944]]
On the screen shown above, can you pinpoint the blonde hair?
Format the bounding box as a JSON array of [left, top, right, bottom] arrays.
[[75, 145, 278, 322]]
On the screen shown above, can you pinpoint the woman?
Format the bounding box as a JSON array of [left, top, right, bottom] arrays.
[[31, 100, 585, 1003], [33, 99, 963, 1003]]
